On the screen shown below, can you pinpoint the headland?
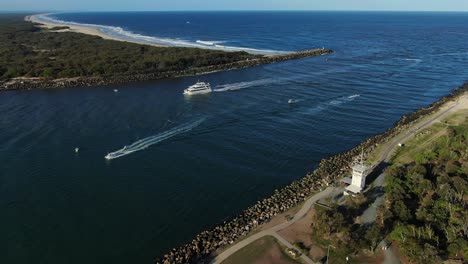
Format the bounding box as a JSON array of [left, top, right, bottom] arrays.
[[0, 14, 332, 91]]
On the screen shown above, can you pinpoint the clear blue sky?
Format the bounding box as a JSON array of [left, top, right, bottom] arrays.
[[2, 0, 468, 12]]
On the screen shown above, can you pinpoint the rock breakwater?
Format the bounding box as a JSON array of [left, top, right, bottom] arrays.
[[156, 83, 468, 264], [0, 49, 332, 91]]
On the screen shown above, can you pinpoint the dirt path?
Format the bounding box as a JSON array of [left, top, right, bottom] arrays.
[[212, 92, 468, 264], [212, 188, 334, 264]]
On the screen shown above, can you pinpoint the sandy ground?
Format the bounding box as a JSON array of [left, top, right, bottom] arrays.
[[449, 92, 468, 113], [355, 252, 385, 264], [277, 209, 316, 257], [253, 246, 299, 264], [26, 14, 167, 47]]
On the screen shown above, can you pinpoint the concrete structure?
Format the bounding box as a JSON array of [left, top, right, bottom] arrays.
[[351, 164, 369, 189], [344, 151, 370, 195]]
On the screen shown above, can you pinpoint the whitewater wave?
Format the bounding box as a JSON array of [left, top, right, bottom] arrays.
[[32, 13, 287, 55], [195, 40, 226, 46], [213, 79, 274, 92], [105, 117, 206, 160]]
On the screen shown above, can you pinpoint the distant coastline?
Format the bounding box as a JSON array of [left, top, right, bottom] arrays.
[[26, 14, 167, 48], [0, 14, 333, 91], [26, 13, 287, 54]]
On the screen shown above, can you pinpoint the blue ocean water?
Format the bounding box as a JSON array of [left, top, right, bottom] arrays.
[[2, 11, 468, 264]]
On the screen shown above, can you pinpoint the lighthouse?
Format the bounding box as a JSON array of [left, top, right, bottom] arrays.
[[344, 149, 370, 195]]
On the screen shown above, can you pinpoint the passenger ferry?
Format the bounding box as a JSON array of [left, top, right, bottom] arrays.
[[183, 82, 212, 95]]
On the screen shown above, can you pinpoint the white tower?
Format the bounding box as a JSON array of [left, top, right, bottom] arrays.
[[345, 148, 370, 194], [351, 163, 369, 190]]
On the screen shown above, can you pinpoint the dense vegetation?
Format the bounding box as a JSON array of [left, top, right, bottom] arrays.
[[378, 122, 468, 263], [308, 113, 467, 263], [310, 195, 380, 263], [0, 14, 257, 81]]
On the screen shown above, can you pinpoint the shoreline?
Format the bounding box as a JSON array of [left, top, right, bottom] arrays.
[[26, 13, 286, 54], [156, 83, 468, 263], [0, 14, 334, 91], [0, 48, 333, 91], [26, 14, 167, 48]]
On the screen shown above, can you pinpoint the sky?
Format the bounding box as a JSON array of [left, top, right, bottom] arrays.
[[2, 0, 468, 12]]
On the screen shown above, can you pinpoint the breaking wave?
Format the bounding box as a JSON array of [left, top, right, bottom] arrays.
[[105, 117, 206, 160], [195, 40, 226, 46], [32, 14, 287, 55]]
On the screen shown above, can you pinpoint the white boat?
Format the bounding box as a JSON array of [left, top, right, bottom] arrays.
[[105, 146, 128, 160], [183, 82, 212, 95]]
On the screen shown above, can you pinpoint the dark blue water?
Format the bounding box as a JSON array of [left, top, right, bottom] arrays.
[[2, 11, 468, 264]]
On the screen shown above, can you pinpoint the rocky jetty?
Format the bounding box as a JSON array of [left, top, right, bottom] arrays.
[[0, 48, 332, 91], [156, 83, 468, 264]]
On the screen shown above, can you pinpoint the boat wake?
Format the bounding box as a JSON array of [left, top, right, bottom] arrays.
[[404, 58, 422, 62], [288, 99, 303, 104], [213, 79, 274, 92], [33, 14, 287, 55], [105, 117, 206, 160], [328, 94, 360, 105], [301, 94, 360, 115]]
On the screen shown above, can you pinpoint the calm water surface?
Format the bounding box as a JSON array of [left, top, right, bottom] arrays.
[[2, 11, 468, 264]]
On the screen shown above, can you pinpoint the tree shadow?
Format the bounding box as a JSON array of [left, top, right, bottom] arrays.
[[366, 161, 389, 184]]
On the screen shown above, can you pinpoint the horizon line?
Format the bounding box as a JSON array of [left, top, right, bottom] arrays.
[[2, 9, 468, 13]]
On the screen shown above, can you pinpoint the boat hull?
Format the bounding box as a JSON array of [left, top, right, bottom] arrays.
[[183, 89, 212, 95]]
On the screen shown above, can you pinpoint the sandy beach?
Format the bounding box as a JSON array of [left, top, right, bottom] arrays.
[[26, 14, 167, 47]]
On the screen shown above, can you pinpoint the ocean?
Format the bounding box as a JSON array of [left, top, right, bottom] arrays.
[[2, 11, 468, 264]]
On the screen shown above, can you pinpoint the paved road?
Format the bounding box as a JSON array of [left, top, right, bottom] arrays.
[[361, 173, 385, 224], [378, 95, 464, 163], [212, 187, 334, 264], [360, 95, 465, 263], [211, 94, 466, 264], [270, 232, 315, 264], [361, 94, 464, 225]]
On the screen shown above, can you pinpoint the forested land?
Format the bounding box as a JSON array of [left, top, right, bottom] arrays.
[[308, 114, 467, 264], [378, 119, 467, 263], [0, 14, 258, 81]]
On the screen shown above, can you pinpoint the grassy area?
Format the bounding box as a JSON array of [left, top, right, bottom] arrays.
[[221, 236, 301, 264], [390, 109, 468, 164], [304, 103, 468, 264], [0, 14, 257, 81]]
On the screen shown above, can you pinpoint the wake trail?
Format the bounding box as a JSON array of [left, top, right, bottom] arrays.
[[302, 94, 360, 115], [213, 79, 274, 92], [105, 117, 206, 160], [328, 94, 360, 105]]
